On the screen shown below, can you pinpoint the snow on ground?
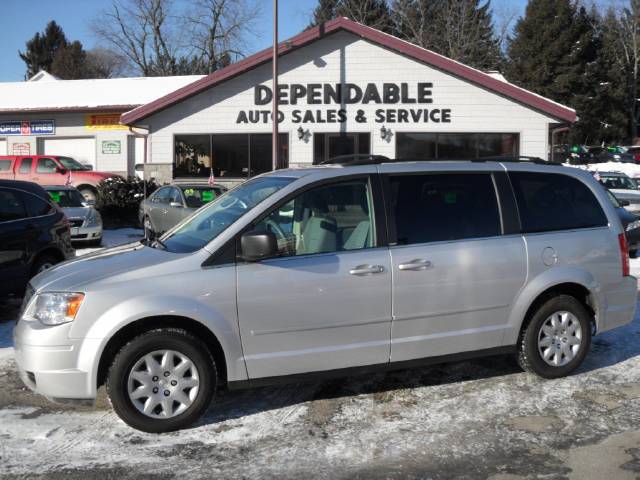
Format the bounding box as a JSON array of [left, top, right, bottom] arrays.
[[0, 252, 639, 478]]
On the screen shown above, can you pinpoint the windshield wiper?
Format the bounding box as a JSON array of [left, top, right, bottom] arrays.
[[152, 238, 168, 250]]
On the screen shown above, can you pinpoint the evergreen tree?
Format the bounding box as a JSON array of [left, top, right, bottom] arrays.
[[506, 0, 580, 104], [51, 41, 92, 79], [310, 0, 392, 32], [392, 0, 503, 71], [19, 21, 69, 78]]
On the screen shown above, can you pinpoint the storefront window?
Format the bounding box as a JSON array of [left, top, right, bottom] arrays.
[[174, 133, 288, 178], [396, 133, 519, 160]]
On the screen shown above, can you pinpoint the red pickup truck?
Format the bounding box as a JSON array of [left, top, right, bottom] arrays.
[[0, 155, 120, 202]]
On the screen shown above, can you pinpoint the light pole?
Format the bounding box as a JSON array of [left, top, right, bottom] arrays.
[[272, 0, 279, 171]]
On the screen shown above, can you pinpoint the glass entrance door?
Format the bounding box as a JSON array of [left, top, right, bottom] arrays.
[[313, 133, 371, 164]]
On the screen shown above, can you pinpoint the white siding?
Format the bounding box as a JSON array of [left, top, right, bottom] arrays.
[[0, 139, 6, 155], [146, 31, 558, 168]]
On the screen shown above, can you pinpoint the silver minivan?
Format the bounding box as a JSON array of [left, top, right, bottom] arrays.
[[14, 159, 638, 432]]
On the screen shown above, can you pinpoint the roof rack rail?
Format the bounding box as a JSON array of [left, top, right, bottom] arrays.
[[320, 154, 391, 166], [474, 155, 550, 164]]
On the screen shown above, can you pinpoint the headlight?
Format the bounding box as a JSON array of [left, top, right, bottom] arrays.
[[627, 220, 640, 232], [22, 292, 85, 325], [85, 209, 102, 228]]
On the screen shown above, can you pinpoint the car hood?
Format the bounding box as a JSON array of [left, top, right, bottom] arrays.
[[30, 242, 189, 292], [62, 206, 91, 218]]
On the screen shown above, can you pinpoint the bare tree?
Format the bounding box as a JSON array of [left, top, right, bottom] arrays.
[[93, 0, 260, 76], [86, 47, 130, 78], [181, 0, 261, 74]]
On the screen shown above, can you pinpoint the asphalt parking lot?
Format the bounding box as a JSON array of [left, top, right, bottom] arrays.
[[1, 238, 639, 479]]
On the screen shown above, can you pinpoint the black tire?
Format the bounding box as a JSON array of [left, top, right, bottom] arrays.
[[106, 328, 216, 433], [517, 294, 592, 378], [30, 253, 60, 278]]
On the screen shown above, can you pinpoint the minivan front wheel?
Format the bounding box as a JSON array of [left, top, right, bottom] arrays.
[[517, 295, 592, 379], [106, 328, 216, 432]]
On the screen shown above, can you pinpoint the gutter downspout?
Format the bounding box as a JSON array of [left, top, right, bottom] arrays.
[[128, 125, 150, 237], [550, 124, 570, 163]]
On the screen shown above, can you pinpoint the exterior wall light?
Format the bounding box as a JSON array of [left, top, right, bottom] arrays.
[[380, 125, 392, 142], [297, 126, 310, 142], [297, 126, 305, 140]]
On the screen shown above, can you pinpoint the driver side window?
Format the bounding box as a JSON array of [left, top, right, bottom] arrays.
[[254, 179, 375, 257]]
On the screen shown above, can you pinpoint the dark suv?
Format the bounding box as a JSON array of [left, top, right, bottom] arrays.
[[0, 180, 74, 297]]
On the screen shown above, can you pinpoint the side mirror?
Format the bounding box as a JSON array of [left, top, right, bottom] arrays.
[[620, 199, 631, 207], [57, 166, 68, 174], [240, 230, 277, 262], [170, 201, 183, 208]]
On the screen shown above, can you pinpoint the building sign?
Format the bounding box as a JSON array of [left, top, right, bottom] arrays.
[[236, 82, 452, 125], [0, 120, 55, 136], [85, 114, 128, 131], [101, 140, 121, 154], [12, 143, 31, 155]]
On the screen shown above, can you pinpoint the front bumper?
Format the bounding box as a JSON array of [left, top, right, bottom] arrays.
[[13, 319, 96, 401], [70, 225, 103, 242]]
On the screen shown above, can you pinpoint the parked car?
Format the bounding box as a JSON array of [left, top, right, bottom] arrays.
[[551, 144, 592, 165], [139, 183, 228, 237], [565, 147, 640, 179], [594, 171, 640, 215], [0, 180, 74, 297], [14, 159, 637, 432], [0, 155, 121, 202], [606, 189, 640, 257], [44, 185, 103, 246], [623, 146, 640, 163]]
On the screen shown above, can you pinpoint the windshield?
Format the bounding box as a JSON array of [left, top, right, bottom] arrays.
[[180, 186, 223, 208], [159, 176, 295, 253], [601, 175, 637, 190], [47, 189, 85, 207], [58, 156, 90, 171]]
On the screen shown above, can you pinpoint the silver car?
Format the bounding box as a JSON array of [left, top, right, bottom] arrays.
[[139, 183, 227, 237], [14, 160, 638, 432], [596, 171, 640, 215], [44, 185, 102, 246]]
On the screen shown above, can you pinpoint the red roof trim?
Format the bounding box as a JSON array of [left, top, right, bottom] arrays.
[[121, 17, 576, 125]]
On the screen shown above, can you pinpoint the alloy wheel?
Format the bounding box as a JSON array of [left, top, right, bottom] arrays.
[[537, 311, 582, 367]]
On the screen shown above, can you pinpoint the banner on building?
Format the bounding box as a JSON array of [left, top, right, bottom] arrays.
[[0, 120, 55, 136], [85, 114, 127, 131]]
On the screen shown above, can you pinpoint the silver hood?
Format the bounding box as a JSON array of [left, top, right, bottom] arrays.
[[63, 206, 92, 219], [30, 242, 193, 292]]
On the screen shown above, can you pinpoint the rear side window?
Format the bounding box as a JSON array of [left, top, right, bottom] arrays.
[[509, 172, 607, 233], [22, 192, 54, 217], [0, 189, 27, 222], [19, 158, 32, 173], [389, 173, 501, 245], [0, 160, 11, 171]]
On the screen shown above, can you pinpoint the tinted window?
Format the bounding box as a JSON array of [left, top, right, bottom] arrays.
[[0, 160, 11, 171], [254, 180, 374, 256], [23, 192, 54, 217], [509, 172, 607, 233], [36, 157, 58, 173], [152, 187, 172, 204], [600, 175, 637, 190], [0, 189, 27, 222], [389, 173, 501, 245], [168, 187, 182, 204], [19, 158, 32, 173]]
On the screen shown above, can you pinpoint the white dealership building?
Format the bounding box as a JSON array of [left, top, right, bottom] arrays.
[[120, 17, 576, 184], [0, 18, 576, 183]]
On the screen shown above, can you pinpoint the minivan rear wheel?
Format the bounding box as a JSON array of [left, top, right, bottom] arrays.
[[517, 295, 592, 379], [106, 328, 216, 433]]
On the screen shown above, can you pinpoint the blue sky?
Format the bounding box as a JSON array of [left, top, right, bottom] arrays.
[[0, 0, 526, 82]]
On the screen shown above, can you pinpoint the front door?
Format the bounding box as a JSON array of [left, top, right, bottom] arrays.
[[324, 133, 370, 162], [236, 176, 392, 378], [384, 171, 527, 362], [0, 188, 30, 296]]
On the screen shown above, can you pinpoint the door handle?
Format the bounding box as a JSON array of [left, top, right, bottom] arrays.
[[398, 259, 432, 271], [349, 264, 385, 276]]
